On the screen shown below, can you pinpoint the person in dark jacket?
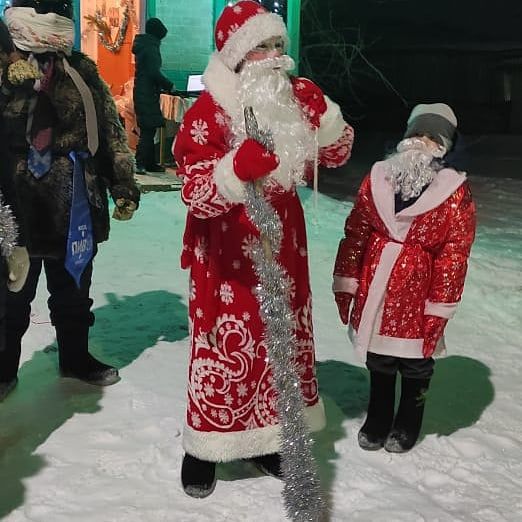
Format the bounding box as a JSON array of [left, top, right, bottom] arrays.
[[132, 18, 174, 173], [0, 78, 30, 400], [0, 163, 30, 402], [0, 1, 141, 401], [0, 14, 31, 401]]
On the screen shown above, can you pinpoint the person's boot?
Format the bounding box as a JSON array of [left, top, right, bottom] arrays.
[[56, 326, 120, 386], [145, 163, 165, 173], [358, 371, 397, 450], [0, 331, 25, 401], [384, 377, 430, 453], [181, 453, 217, 498], [250, 452, 283, 479], [0, 377, 18, 402]]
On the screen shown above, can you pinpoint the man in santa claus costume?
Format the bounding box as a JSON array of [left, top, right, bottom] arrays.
[[173, 0, 354, 498], [0, 0, 140, 400], [333, 103, 476, 453]]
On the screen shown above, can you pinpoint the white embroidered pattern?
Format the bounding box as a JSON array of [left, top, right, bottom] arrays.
[[189, 278, 196, 301], [220, 282, 235, 305], [194, 237, 208, 264], [190, 119, 209, 145], [241, 234, 257, 259], [188, 314, 264, 429], [228, 23, 240, 36], [215, 111, 227, 127], [181, 158, 235, 219]]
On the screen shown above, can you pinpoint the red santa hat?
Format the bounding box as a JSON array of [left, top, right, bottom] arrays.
[[215, 0, 288, 70]]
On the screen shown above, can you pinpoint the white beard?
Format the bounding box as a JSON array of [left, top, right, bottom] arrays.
[[385, 137, 447, 201], [230, 55, 316, 191]]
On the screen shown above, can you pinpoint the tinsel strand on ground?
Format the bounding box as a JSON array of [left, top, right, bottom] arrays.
[[244, 182, 326, 522]]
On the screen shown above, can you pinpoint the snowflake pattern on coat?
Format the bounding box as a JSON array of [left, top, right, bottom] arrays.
[[174, 76, 352, 451]]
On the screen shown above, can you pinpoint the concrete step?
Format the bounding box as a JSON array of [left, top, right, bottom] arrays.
[[134, 168, 182, 193]]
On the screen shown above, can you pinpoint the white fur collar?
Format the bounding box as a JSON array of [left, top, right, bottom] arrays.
[[370, 161, 467, 242], [202, 52, 240, 117], [202, 53, 313, 191]]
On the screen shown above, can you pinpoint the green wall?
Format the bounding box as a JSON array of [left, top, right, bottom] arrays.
[[150, 0, 301, 87], [152, 0, 214, 88]]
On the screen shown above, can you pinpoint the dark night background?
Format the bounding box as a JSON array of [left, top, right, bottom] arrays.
[[294, 0, 522, 178], [300, 0, 522, 133]]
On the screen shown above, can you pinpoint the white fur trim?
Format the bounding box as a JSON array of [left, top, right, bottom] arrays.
[[203, 53, 240, 117], [369, 337, 423, 358], [219, 12, 288, 69], [332, 276, 358, 295], [317, 96, 346, 147], [350, 330, 446, 360], [182, 399, 326, 462], [371, 335, 447, 358], [370, 163, 414, 242], [425, 300, 458, 319], [214, 149, 246, 203], [370, 163, 466, 242], [351, 242, 403, 360], [269, 162, 293, 191]]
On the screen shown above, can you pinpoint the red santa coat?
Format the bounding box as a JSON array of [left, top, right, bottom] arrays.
[[333, 161, 476, 361], [173, 53, 354, 461]]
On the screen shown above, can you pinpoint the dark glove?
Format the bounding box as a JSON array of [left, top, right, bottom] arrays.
[[233, 138, 279, 182], [334, 292, 353, 325], [112, 199, 137, 221], [111, 185, 140, 210], [422, 315, 448, 358]]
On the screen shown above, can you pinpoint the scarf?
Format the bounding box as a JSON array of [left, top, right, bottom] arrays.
[[4, 7, 74, 56]]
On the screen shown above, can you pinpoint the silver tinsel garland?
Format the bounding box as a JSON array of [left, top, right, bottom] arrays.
[[0, 192, 18, 259], [93, 5, 130, 54], [244, 183, 326, 521], [242, 106, 326, 520]]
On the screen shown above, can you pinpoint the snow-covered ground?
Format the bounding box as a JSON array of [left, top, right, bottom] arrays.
[[1, 176, 521, 521]]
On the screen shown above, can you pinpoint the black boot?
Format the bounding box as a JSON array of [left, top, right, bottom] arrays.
[[384, 377, 430, 453], [250, 452, 283, 479], [181, 454, 217, 498], [0, 330, 26, 399], [145, 163, 165, 173], [358, 371, 397, 450], [56, 326, 120, 386], [0, 306, 28, 385], [0, 338, 22, 396]]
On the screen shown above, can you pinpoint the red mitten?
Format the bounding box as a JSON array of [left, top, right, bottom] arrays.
[[233, 138, 279, 182], [293, 79, 327, 126], [422, 315, 448, 358], [334, 292, 353, 325]]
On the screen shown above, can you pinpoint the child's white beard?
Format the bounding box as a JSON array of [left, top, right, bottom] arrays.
[[230, 55, 315, 190], [385, 138, 446, 201]]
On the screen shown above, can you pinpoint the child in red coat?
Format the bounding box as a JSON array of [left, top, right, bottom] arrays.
[[333, 103, 476, 452]]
